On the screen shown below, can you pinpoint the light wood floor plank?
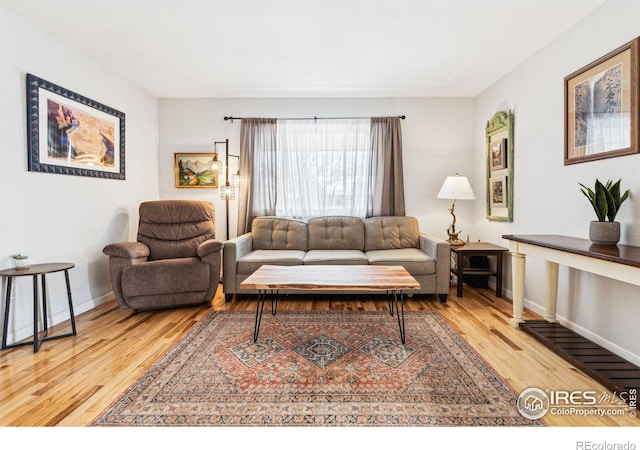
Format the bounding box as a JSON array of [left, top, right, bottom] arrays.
[[0, 283, 637, 426]]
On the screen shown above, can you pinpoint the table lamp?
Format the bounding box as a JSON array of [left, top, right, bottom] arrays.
[[437, 173, 475, 246]]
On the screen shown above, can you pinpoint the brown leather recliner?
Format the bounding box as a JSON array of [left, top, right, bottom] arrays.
[[103, 200, 223, 310]]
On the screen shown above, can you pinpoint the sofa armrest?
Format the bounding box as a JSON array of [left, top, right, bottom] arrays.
[[419, 233, 451, 296], [222, 233, 253, 298]]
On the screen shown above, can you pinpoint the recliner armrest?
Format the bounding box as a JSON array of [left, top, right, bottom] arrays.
[[103, 241, 150, 309], [103, 242, 150, 259], [197, 239, 224, 257]]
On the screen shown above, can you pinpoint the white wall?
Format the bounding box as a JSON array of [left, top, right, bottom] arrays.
[[158, 97, 475, 241], [473, 0, 640, 364], [0, 8, 159, 343]]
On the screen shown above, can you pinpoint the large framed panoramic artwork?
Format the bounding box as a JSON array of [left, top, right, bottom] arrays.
[[564, 37, 639, 165], [26, 74, 125, 179]]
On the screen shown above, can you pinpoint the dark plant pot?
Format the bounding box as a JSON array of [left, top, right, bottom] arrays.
[[588, 221, 620, 246]]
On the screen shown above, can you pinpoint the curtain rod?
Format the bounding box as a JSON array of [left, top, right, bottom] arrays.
[[224, 115, 405, 122]]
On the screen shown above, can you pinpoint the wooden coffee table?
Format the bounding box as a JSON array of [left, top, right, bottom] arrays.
[[240, 265, 420, 344]]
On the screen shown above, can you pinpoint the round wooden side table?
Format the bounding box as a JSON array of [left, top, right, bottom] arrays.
[[0, 262, 77, 353]]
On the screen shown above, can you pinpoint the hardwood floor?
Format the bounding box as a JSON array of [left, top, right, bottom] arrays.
[[0, 283, 637, 427]]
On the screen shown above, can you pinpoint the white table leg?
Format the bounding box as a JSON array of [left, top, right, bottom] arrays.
[[544, 261, 559, 322], [510, 251, 526, 328]]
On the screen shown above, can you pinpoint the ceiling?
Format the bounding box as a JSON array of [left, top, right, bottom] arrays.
[[0, 0, 607, 98]]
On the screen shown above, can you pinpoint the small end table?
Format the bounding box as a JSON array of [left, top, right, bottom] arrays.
[[450, 242, 508, 298], [1, 262, 77, 353]]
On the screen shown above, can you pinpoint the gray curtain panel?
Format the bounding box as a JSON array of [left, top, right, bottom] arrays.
[[237, 118, 278, 235], [368, 117, 406, 217]]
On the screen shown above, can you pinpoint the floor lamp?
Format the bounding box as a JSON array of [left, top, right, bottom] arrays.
[[214, 139, 240, 241]]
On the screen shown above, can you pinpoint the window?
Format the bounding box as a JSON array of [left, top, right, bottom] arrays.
[[274, 118, 371, 219], [238, 116, 404, 235]]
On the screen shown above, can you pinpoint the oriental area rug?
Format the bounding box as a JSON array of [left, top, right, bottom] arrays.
[[93, 310, 540, 426]]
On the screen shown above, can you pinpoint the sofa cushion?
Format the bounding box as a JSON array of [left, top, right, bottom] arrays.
[[251, 216, 308, 250], [366, 248, 435, 275], [237, 249, 305, 274], [307, 216, 364, 250], [122, 257, 210, 297], [364, 216, 420, 251], [303, 250, 368, 265]]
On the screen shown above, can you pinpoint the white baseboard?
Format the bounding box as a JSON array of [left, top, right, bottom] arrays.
[[4, 291, 114, 346], [500, 286, 640, 368], [556, 317, 640, 368]]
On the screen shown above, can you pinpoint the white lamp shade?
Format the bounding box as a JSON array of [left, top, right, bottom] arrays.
[[437, 174, 475, 200]]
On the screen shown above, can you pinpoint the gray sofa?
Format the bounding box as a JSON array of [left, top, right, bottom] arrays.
[[223, 215, 450, 302]]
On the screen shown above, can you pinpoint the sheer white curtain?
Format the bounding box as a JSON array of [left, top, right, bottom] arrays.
[[275, 118, 371, 219]]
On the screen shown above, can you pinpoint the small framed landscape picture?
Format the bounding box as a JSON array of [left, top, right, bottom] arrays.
[[490, 138, 507, 170], [489, 176, 507, 207], [174, 153, 218, 188]]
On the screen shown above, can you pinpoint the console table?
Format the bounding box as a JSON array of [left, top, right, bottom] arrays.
[[502, 235, 640, 398], [502, 234, 640, 327]]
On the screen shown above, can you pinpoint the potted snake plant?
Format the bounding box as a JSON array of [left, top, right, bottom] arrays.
[[579, 179, 630, 245]]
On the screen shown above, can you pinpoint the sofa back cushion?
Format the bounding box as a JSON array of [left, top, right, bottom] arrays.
[[137, 200, 216, 261], [251, 216, 308, 250], [364, 216, 420, 251], [307, 216, 364, 250]]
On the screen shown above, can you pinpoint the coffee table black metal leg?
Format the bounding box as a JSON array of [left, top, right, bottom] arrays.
[[253, 290, 267, 342], [396, 291, 406, 344], [388, 290, 406, 344], [271, 290, 279, 315], [254, 290, 279, 342]]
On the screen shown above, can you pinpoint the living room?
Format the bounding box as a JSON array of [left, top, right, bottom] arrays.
[[1, 0, 639, 444]]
